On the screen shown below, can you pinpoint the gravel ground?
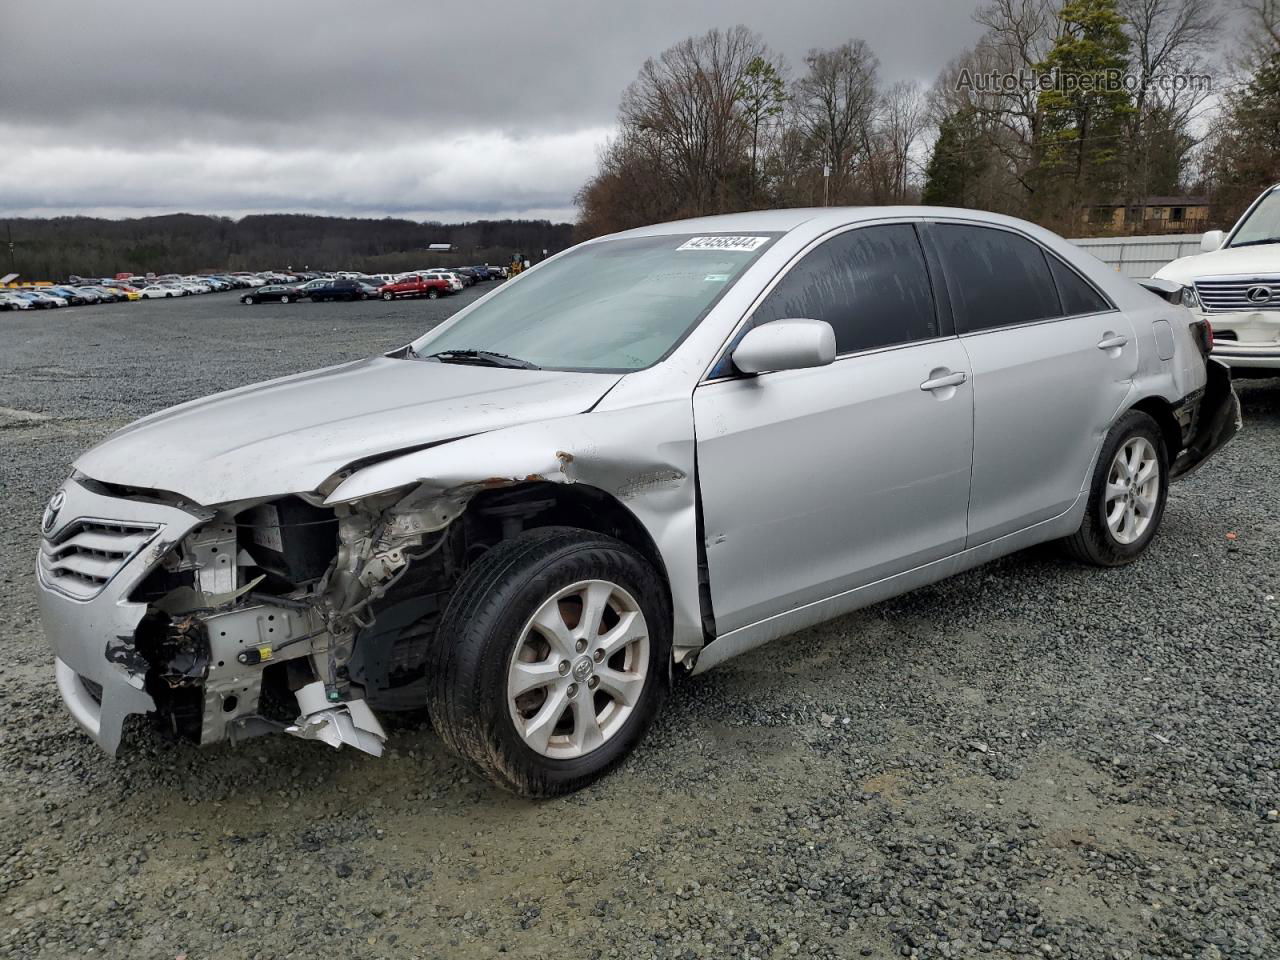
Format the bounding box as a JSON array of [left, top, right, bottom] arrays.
[[0, 290, 1277, 960]]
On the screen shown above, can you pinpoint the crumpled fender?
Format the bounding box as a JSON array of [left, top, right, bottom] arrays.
[[324, 401, 705, 651]]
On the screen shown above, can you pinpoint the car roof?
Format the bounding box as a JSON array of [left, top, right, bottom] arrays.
[[607, 205, 1056, 242]]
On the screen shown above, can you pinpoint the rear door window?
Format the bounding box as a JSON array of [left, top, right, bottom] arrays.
[[932, 224, 1062, 333]]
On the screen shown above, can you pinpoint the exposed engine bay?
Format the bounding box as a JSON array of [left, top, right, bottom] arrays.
[[122, 480, 599, 756]]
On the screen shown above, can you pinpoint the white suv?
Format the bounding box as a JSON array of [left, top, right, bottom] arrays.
[[1154, 184, 1280, 373]]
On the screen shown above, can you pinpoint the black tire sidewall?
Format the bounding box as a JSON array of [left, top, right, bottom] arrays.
[[1086, 411, 1169, 563], [431, 529, 670, 796]]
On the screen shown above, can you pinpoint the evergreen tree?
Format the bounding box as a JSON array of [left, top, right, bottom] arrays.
[[922, 107, 988, 207], [1205, 51, 1280, 220], [1035, 0, 1134, 225], [738, 56, 788, 203]]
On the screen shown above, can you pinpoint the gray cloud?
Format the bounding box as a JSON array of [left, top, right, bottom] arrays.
[[0, 0, 985, 220]]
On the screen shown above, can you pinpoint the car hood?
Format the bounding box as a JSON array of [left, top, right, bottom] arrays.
[[75, 356, 621, 505], [1154, 244, 1280, 284]]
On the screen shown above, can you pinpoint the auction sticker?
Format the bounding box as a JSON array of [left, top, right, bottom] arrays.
[[677, 236, 770, 252]]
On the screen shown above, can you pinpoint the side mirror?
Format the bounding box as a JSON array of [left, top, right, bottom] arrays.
[[732, 318, 836, 374], [1200, 229, 1225, 253]]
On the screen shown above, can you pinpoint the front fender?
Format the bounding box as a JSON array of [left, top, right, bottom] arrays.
[[325, 401, 705, 653]]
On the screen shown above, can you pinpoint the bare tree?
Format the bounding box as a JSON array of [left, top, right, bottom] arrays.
[[1238, 0, 1280, 61], [978, 0, 1060, 188], [792, 40, 880, 203], [872, 81, 929, 201], [619, 26, 769, 216], [1120, 0, 1217, 207]]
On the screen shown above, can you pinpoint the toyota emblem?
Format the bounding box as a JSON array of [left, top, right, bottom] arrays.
[[1246, 285, 1273, 305], [41, 490, 65, 534]]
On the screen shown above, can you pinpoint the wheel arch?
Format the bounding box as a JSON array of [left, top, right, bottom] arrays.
[[1126, 394, 1183, 459], [463, 480, 672, 603]]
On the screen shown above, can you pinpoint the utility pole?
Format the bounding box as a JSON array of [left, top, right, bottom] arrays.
[[5, 223, 16, 276]]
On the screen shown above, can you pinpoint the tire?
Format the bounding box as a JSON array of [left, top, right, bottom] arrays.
[[427, 288, 439, 300], [281, 295, 291, 303], [427, 527, 671, 797], [165, 293, 173, 298], [241, 296, 253, 304], [382, 292, 394, 301], [1062, 410, 1169, 566]]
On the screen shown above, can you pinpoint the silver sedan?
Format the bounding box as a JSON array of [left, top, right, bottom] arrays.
[[36, 207, 1239, 795]]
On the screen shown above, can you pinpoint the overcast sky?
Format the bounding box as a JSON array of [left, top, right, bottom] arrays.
[[0, 0, 985, 224]]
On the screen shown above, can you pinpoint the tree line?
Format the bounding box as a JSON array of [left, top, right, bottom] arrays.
[[3, 214, 575, 281], [577, 0, 1280, 238]]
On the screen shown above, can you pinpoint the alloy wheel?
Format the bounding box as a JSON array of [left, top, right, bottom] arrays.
[[507, 579, 650, 759], [1105, 436, 1159, 545]]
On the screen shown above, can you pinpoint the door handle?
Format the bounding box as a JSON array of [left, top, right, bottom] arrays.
[[919, 371, 967, 391], [1097, 334, 1129, 351]]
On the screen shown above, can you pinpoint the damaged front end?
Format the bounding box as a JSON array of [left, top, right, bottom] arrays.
[[113, 481, 474, 756], [38, 464, 645, 758]]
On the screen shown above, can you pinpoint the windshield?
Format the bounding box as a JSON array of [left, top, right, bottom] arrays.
[[411, 233, 777, 371], [1230, 188, 1280, 247]]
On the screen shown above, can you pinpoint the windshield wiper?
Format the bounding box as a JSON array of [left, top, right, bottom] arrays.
[[419, 349, 540, 370], [1230, 237, 1280, 247]]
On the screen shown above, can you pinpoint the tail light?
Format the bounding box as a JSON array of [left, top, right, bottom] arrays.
[[1191, 319, 1213, 356]]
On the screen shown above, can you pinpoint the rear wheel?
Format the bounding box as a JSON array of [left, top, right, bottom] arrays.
[[1062, 410, 1168, 566], [427, 288, 439, 300], [241, 296, 253, 304], [281, 295, 291, 303], [382, 292, 393, 301], [427, 527, 670, 797]]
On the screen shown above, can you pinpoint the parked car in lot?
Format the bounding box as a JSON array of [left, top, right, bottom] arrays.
[[34, 207, 1240, 798], [308, 279, 371, 302], [420, 270, 465, 292], [1154, 183, 1280, 375], [241, 284, 302, 304], [17, 290, 66, 308], [379, 275, 452, 300], [0, 292, 33, 310], [139, 284, 181, 299], [43, 286, 87, 306]]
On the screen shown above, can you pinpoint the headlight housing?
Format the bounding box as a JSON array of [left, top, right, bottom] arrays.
[[1181, 285, 1200, 310]]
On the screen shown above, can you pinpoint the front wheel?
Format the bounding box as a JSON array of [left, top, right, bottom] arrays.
[[281, 295, 291, 303], [382, 292, 393, 301], [1062, 410, 1168, 566], [427, 288, 440, 300], [427, 527, 670, 797]]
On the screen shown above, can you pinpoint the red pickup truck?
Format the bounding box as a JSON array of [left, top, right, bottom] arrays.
[[378, 276, 452, 301]]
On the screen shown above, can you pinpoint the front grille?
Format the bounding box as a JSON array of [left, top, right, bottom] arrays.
[[39, 518, 159, 600], [1194, 277, 1280, 312]]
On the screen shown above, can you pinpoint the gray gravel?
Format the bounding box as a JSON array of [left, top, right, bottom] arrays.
[[1, 291, 1277, 960]]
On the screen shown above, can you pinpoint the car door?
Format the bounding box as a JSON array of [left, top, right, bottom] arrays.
[[927, 222, 1136, 546], [694, 222, 974, 635]]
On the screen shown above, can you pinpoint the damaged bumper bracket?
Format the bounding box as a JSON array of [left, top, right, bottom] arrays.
[[286, 681, 387, 756]]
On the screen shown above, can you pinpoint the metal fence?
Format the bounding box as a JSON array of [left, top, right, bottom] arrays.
[[1068, 234, 1205, 279]]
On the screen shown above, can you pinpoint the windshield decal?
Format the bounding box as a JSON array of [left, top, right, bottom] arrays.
[[677, 236, 770, 252]]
